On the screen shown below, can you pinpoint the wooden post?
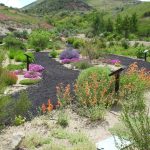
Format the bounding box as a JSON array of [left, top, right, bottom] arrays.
[[24, 54, 31, 71], [109, 68, 125, 93]]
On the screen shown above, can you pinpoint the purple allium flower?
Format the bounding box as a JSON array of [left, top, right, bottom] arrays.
[[29, 64, 44, 72], [110, 59, 121, 65], [24, 71, 42, 79], [60, 49, 79, 60], [61, 58, 80, 64]]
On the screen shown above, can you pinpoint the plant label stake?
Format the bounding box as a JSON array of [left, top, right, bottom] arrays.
[[24, 54, 31, 71], [144, 50, 149, 62], [109, 68, 125, 93]]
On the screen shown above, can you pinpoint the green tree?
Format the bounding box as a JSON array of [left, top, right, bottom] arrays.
[[106, 18, 113, 32], [91, 12, 105, 35], [130, 13, 138, 33], [115, 15, 123, 34], [122, 15, 131, 38], [29, 30, 50, 51]]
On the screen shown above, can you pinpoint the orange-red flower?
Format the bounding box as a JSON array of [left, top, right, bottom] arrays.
[[42, 104, 46, 113]]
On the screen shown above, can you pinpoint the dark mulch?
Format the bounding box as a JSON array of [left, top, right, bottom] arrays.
[[107, 54, 150, 71], [12, 52, 79, 112], [12, 53, 150, 113]]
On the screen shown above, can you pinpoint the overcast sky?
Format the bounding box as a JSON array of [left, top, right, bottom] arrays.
[[0, 0, 150, 8], [0, 0, 36, 8]]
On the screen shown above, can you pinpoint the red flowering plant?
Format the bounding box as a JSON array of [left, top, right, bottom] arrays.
[[41, 99, 61, 114], [2, 71, 18, 85]]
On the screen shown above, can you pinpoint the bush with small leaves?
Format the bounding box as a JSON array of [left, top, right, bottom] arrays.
[[49, 50, 58, 58]]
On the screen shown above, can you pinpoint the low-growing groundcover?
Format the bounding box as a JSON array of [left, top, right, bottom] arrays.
[[19, 79, 41, 85]]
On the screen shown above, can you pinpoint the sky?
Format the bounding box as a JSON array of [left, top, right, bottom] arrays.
[[0, 0, 36, 8], [0, 0, 150, 8]]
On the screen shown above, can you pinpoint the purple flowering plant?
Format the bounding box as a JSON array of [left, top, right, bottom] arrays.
[[60, 49, 79, 60], [110, 59, 121, 65], [29, 64, 44, 72], [24, 71, 42, 79], [61, 58, 80, 64]]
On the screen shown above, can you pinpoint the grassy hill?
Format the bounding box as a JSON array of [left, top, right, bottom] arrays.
[[22, 0, 92, 15], [0, 5, 41, 25], [85, 0, 140, 12], [119, 2, 150, 36]]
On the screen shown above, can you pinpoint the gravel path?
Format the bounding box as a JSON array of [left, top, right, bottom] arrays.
[[107, 54, 150, 70], [13, 52, 79, 112]]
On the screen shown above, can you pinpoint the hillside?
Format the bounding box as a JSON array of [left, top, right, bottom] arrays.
[[85, 0, 140, 12], [119, 2, 150, 36], [22, 0, 92, 15], [0, 4, 51, 36]]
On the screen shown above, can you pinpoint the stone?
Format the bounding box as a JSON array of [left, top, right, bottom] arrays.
[[11, 132, 25, 150]]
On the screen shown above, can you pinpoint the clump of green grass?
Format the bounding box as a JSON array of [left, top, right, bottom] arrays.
[[72, 61, 93, 70], [19, 79, 41, 85], [57, 111, 69, 127], [21, 132, 51, 149]]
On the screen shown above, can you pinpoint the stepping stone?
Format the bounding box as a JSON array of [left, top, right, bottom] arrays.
[[96, 136, 131, 150]]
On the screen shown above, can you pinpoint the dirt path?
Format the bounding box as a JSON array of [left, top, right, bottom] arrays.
[[12, 52, 79, 112]]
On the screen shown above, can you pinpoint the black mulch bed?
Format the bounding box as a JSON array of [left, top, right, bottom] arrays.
[[12, 53, 150, 114], [107, 54, 150, 71], [12, 52, 79, 113]]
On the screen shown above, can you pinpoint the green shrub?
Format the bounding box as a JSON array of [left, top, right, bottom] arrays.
[[73, 39, 85, 49], [4, 35, 25, 50], [7, 64, 25, 71], [29, 30, 50, 51], [75, 67, 112, 107], [35, 47, 41, 52], [0, 96, 12, 129], [8, 49, 16, 59], [57, 111, 69, 128], [136, 45, 146, 58], [14, 115, 26, 126], [49, 50, 58, 58], [14, 92, 32, 116], [67, 37, 85, 49], [14, 51, 26, 62], [14, 51, 34, 62], [120, 38, 130, 49], [19, 79, 41, 85], [72, 61, 92, 70]]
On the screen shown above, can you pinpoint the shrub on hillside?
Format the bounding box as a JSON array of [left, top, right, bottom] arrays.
[[60, 49, 79, 60], [4, 35, 25, 50], [67, 37, 85, 49], [29, 30, 50, 51]]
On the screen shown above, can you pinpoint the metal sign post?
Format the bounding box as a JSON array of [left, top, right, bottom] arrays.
[[24, 54, 31, 71], [144, 50, 149, 62], [109, 68, 125, 93]]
